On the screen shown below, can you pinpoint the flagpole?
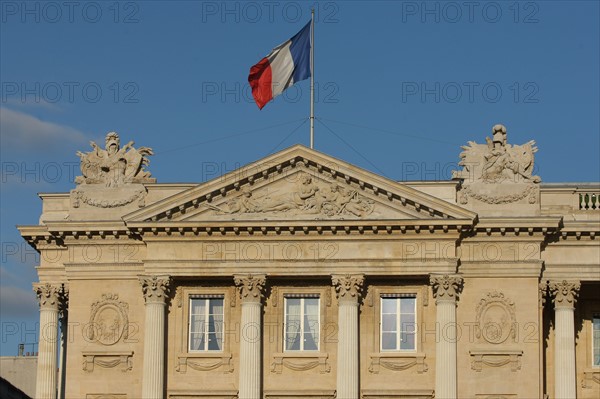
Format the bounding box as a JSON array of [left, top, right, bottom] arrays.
[[310, 8, 315, 149]]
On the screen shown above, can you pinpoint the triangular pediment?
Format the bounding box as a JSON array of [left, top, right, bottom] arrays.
[[124, 145, 476, 224]]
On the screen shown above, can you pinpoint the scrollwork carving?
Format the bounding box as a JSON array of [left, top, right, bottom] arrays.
[[429, 275, 463, 303], [548, 280, 581, 308], [139, 275, 171, 304], [233, 274, 266, 303], [88, 294, 129, 346], [331, 274, 364, 303], [475, 291, 516, 344], [33, 282, 68, 310]]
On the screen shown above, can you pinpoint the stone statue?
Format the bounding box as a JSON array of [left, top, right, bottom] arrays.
[[75, 132, 155, 187], [454, 124, 540, 184], [453, 124, 541, 207]]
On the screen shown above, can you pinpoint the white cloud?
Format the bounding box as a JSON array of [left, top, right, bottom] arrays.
[[0, 107, 87, 153]]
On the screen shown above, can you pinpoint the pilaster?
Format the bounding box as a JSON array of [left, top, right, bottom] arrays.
[[139, 275, 171, 399], [332, 274, 365, 399], [430, 274, 463, 399], [549, 280, 580, 399], [234, 274, 266, 399], [33, 282, 68, 399]]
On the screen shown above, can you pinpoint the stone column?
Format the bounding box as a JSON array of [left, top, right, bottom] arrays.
[[234, 274, 266, 399], [139, 275, 171, 399], [33, 282, 67, 399], [332, 274, 364, 399], [430, 274, 463, 399], [549, 280, 580, 399]]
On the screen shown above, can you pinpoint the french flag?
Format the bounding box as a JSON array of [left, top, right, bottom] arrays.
[[248, 22, 311, 109]]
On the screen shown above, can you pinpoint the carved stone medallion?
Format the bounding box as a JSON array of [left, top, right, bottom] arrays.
[[88, 294, 129, 346], [475, 291, 516, 344]]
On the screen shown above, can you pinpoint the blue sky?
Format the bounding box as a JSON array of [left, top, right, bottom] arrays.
[[1, 0, 599, 355]]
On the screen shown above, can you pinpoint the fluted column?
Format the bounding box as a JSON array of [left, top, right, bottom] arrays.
[[430, 274, 463, 399], [332, 274, 364, 399], [549, 280, 580, 399], [33, 282, 67, 399], [234, 274, 266, 399], [139, 275, 171, 399]]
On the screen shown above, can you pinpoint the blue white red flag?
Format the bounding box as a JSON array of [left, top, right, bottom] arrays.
[[248, 22, 311, 109]]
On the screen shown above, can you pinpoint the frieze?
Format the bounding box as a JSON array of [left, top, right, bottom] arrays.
[[206, 173, 374, 218]]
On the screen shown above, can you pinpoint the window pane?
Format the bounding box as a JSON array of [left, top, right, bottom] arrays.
[[190, 332, 205, 351], [382, 314, 397, 332], [190, 298, 224, 352], [401, 297, 415, 313], [400, 314, 415, 331], [285, 298, 302, 351], [304, 298, 319, 316], [286, 332, 301, 350], [400, 332, 415, 350], [303, 331, 318, 350], [382, 298, 396, 314], [382, 332, 397, 350]]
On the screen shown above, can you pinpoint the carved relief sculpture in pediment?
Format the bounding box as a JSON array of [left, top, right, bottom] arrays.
[[71, 132, 155, 210], [207, 173, 374, 218], [87, 293, 129, 346], [453, 124, 541, 209]]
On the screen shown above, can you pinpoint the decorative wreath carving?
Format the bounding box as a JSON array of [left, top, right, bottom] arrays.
[[475, 291, 516, 344], [88, 294, 129, 346]]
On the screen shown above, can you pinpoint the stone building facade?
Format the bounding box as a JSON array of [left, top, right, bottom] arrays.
[[19, 125, 599, 399]]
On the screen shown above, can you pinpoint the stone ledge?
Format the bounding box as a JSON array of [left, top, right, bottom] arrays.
[[81, 351, 133, 372], [175, 352, 233, 373], [271, 352, 330, 374], [361, 389, 434, 398], [469, 348, 523, 372], [368, 352, 428, 374]]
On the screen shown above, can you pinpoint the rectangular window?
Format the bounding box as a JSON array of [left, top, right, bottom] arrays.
[[189, 296, 224, 352], [594, 314, 600, 367], [284, 296, 319, 351], [380, 295, 416, 351]]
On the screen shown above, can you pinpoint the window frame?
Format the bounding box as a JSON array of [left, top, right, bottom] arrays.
[[379, 294, 418, 352], [283, 294, 321, 352], [188, 295, 225, 353], [593, 313, 600, 368]]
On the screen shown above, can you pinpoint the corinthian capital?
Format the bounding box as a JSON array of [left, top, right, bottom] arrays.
[[139, 275, 171, 304], [33, 282, 67, 311], [549, 280, 580, 308], [430, 274, 463, 303], [331, 274, 365, 303], [234, 274, 266, 303]]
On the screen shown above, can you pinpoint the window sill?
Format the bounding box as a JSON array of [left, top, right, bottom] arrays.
[[82, 350, 133, 373], [176, 352, 233, 373], [469, 348, 523, 372], [271, 352, 330, 374], [368, 352, 428, 374]]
